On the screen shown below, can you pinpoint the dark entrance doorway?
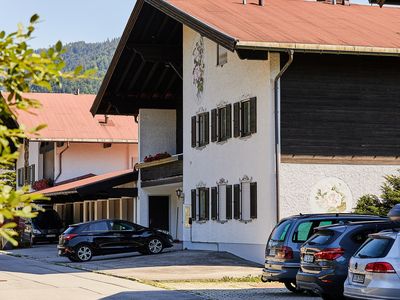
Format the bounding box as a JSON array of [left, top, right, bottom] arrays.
[[148, 196, 169, 231]]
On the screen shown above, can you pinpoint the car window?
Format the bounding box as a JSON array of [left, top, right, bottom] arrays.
[[270, 219, 293, 242], [83, 221, 109, 232], [110, 220, 135, 231], [355, 238, 394, 258], [351, 230, 374, 245], [307, 230, 334, 245], [293, 220, 334, 243]]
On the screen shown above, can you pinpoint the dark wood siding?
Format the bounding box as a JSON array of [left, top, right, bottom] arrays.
[[281, 53, 400, 157]]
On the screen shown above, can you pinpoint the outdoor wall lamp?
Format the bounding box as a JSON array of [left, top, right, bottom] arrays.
[[176, 188, 184, 199]]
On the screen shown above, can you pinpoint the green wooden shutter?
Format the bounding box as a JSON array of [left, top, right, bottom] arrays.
[[226, 104, 232, 139], [191, 189, 197, 220], [250, 182, 257, 219], [250, 97, 257, 134], [205, 188, 210, 220], [211, 187, 218, 220], [226, 185, 232, 220], [233, 184, 241, 219], [211, 109, 217, 142], [31, 164, 36, 184], [205, 112, 210, 145], [191, 116, 197, 148], [233, 102, 240, 137]]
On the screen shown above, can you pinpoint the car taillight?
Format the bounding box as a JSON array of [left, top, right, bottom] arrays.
[[314, 248, 344, 261], [276, 246, 293, 259], [365, 262, 396, 273], [64, 233, 77, 241]]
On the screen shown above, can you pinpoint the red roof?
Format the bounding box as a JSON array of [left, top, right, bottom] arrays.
[[11, 93, 137, 143], [165, 0, 400, 54], [36, 169, 135, 196]]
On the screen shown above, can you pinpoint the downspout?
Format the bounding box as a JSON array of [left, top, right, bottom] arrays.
[[273, 50, 294, 223], [54, 142, 70, 183]]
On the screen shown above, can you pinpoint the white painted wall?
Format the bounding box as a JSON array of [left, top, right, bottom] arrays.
[[182, 26, 280, 263], [138, 109, 176, 161], [280, 163, 400, 217], [54, 142, 137, 183]]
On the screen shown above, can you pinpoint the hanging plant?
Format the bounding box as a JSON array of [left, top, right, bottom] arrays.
[[192, 36, 205, 99]]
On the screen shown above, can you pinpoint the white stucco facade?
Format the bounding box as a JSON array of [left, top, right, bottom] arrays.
[[181, 26, 280, 263], [16, 141, 138, 188]]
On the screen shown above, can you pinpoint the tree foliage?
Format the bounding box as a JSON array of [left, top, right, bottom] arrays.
[[0, 15, 93, 246], [354, 171, 400, 216], [33, 38, 119, 94]]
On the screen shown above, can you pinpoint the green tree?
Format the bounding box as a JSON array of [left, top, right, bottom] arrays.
[[354, 171, 400, 216], [0, 15, 94, 246]]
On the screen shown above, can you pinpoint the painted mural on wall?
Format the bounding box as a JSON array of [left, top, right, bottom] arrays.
[[192, 35, 205, 101], [309, 177, 353, 213]]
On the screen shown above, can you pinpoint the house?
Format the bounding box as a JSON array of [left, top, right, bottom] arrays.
[[11, 93, 138, 225], [90, 0, 400, 263]]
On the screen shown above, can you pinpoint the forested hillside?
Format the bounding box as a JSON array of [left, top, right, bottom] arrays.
[[33, 38, 119, 94]]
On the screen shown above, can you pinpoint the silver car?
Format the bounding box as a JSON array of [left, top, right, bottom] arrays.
[[344, 229, 400, 300]]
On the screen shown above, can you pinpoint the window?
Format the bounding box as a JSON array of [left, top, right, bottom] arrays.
[[17, 165, 35, 186], [271, 219, 293, 242], [355, 238, 394, 259], [84, 221, 109, 232], [110, 220, 135, 231], [234, 97, 257, 137], [292, 220, 334, 243], [233, 181, 257, 221], [217, 44, 228, 66], [211, 105, 232, 143], [191, 112, 209, 148], [191, 188, 210, 221], [211, 187, 218, 220], [307, 231, 334, 245]]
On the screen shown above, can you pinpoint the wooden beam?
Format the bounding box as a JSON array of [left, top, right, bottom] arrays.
[[128, 43, 181, 62]]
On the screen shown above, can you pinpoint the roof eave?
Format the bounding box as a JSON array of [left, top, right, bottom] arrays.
[[27, 137, 138, 143], [236, 41, 400, 56]]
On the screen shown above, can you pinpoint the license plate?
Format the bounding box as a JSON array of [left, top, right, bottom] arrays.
[[46, 234, 56, 238], [352, 274, 365, 284], [303, 254, 314, 263], [269, 248, 276, 256]]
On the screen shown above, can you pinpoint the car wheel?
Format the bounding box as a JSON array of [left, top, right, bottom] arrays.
[[284, 281, 303, 294], [75, 244, 93, 262], [147, 238, 163, 254]]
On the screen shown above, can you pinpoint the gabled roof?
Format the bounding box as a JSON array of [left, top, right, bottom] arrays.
[[36, 169, 138, 197], [10, 93, 138, 143], [90, 0, 400, 115], [154, 0, 400, 54]]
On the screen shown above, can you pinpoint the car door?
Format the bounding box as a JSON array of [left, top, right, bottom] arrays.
[[109, 220, 143, 252], [82, 221, 114, 253]]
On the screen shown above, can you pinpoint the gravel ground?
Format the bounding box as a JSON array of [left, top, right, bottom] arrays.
[[160, 281, 320, 300]]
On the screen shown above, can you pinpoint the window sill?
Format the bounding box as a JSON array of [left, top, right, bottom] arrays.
[[217, 220, 229, 224], [195, 145, 207, 151], [195, 220, 208, 224], [239, 219, 254, 224]]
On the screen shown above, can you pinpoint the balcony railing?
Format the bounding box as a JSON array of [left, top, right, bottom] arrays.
[[135, 154, 183, 187]]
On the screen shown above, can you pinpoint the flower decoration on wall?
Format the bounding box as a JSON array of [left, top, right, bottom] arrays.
[[32, 178, 53, 191], [309, 177, 353, 213], [192, 36, 205, 100], [143, 152, 171, 163]]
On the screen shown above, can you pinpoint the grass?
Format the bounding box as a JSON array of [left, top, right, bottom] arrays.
[[155, 275, 261, 284]]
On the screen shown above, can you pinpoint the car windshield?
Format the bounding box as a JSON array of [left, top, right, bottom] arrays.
[[355, 237, 394, 259], [32, 210, 62, 229], [307, 230, 334, 245], [270, 219, 293, 242]]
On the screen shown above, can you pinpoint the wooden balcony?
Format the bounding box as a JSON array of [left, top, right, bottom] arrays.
[[135, 154, 183, 187]]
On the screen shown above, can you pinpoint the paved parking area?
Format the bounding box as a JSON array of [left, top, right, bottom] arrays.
[[2, 244, 320, 300]]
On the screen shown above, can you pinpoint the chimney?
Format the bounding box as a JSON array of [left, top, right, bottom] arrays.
[[259, 0, 265, 5], [242, 0, 246, 4], [74, 88, 80, 95]]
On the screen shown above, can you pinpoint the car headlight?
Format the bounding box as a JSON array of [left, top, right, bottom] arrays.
[[32, 228, 41, 235], [157, 229, 170, 235]]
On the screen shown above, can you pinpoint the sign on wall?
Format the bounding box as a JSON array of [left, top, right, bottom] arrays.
[[309, 177, 353, 213]]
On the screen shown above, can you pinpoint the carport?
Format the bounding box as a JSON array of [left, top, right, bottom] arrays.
[[35, 169, 138, 226]]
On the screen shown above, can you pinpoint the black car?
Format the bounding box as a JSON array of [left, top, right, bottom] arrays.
[[27, 208, 64, 244], [58, 219, 174, 262], [296, 220, 400, 300], [262, 213, 385, 293]]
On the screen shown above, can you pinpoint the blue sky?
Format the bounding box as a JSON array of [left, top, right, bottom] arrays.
[[0, 0, 136, 48]]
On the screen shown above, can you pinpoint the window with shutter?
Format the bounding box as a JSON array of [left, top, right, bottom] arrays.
[[241, 100, 252, 137], [191, 189, 197, 220], [198, 112, 209, 147], [191, 116, 197, 148], [205, 187, 210, 220], [250, 182, 257, 219], [217, 44, 228, 66], [17, 168, 24, 186], [198, 188, 209, 221], [233, 102, 240, 137], [211, 187, 218, 220], [30, 164, 36, 184], [226, 185, 232, 220], [233, 184, 241, 220], [250, 97, 257, 134], [226, 104, 232, 139], [211, 109, 217, 142]]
